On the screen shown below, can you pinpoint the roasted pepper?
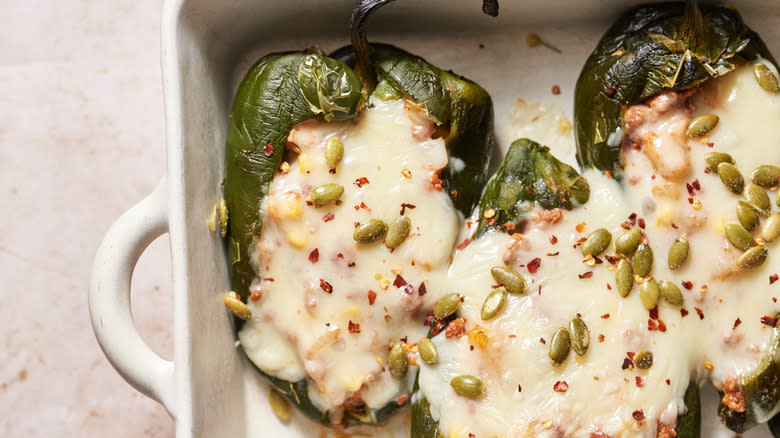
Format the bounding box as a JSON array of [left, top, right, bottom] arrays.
[[222, 0, 496, 428], [574, 2, 776, 177]]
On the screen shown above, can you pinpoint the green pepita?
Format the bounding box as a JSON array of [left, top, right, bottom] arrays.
[[218, 198, 229, 238], [388, 343, 409, 380], [549, 327, 571, 365], [417, 337, 438, 364], [640, 279, 660, 310], [324, 137, 344, 168], [353, 219, 388, 243], [686, 114, 719, 137], [745, 183, 771, 213], [634, 350, 654, 370], [569, 317, 590, 356], [450, 375, 485, 397], [752, 165, 780, 189], [725, 223, 755, 251], [616, 258, 634, 298], [481, 287, 507, 320], [762, 212, 780, 242], [633, 243, 654, 277], [615, 227, 642, 256], [667, 236, 689, 270], [704, 152, 734, 172], [309, 183, 344, 205], [582, 228, 612, 257], [718, 162, 745, 194], [659, 280, 684, 306], [434, 292, 461, 319], [754, 62, 780, 94], [224, 291, 252, 320], [736, 201, 760, 231], [384, 216, 411, 249], [268, 388, 291, 421], [737, 245, 768, 270], [490, 266, 527, 295]]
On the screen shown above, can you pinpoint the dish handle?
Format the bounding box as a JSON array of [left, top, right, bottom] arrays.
[[89, 179, 176, 417]]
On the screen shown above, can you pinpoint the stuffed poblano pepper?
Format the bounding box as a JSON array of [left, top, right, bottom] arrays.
[[573, 2, 780, 435], [221, 0, 497, 429]]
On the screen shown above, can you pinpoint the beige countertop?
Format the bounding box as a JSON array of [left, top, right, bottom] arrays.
[[1, 0, 173, 436]]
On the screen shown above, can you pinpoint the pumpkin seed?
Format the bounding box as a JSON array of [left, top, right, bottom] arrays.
[[737, 201, 760, 231], [725, 223, 755, 251], [490, 266, 527, 295], [417, 337, 438, 364], [309, 183, 344, 205], [569, 317, 590, 356], [388, 343, 409, 380], [640, 279, 660, 310], [385, 216, 411, 249], [615, 227, 642, 256], [754, 62, 780, 94], [434, 292, 461, 319], [218, 198, 229, 238], [634, 350, 654, 370], [737, 245, 768, 269], [704, 152, 734, 172], [718, 163, 745, 194], [686, 114, 719, 137], [633, 243, 654, 277], [481, 287, 507, 320], [224, 291, 252, 320], [324, 137, 344, 168], [667, 236, 689, 270], [659, 280, 684, 306], [745, 183, 771, 214], [268, 388, 291, 421], [752, 165, 780, 189], [616, 258, 634, 297], [450, 375, 485, 397], [353, 219, 387, 243], [549, 327, 571, 365], [762, 212, 780, 242], [581, 228, 612, 257]]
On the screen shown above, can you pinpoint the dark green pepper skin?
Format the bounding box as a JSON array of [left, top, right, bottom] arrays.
[[332, 43, 496, 215], [574, 2, 776, 176], [769, 410, 780, 436]]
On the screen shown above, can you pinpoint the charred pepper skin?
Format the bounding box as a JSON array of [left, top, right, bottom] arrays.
[[574, 2, 776, 177]]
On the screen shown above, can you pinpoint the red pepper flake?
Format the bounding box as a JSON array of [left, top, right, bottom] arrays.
[[604, 255, 619, 265], [354, 177, 370, 187], [517, 384, 522, 393], [546, 251, 560, 257], [263, 142, 274, 156], [636, 376, 645, 388], [632, 410, 645, 421], [553, 381, 568, 393], [359, 202, 371, 211], [707, 142, 714, 148], [681, 308, 689, 318], [348, 320, 361, 334], [647, 319, 658, 331], [538, 285, 543, 295], [688, 197, 694, 204], [403, 284, 414, 295], [550, 235, 558, 244], [540, 338, 546, 344], [638, 218, 646, 229], [622, 357, 634, 370], [604, 86, 615, 95], [368, 290, 377, 305], [695, 307, 704, 320], [457, 238, 472, 250], [400, 203, 417, 215], [308, 248, 319, 263], [320, 279, 333, 293], [416, 282, 427, 296], [771, 274, 779, 285], [686, 183, 695, 197], [598, 334, 605, 343], [761, 316, 779, 328], [601, 313, 610, 319], [704, 167, 712, 174], [666, 379, 671, 386], [469, 434, 475, 438], [527, 258, 542, 273], [579, 271, 594, 279], [322, 212, 335, 222], [606, 283, 613, 290], [681, 281, 693, 290], [263, 277, 275, 282], [605, 170, 613, 179], [671, 222, 679, 229], [250, 289, 263, 301], [347, 261, 356, 267], [733, 318, 742, 330], [649, 306, 659, 320], [658, 318, 667, 333], [692, 179, 701, 191], [393, 275, 407, 288]]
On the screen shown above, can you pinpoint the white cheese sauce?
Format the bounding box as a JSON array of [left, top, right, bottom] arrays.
[[419, 64, 780, 437]]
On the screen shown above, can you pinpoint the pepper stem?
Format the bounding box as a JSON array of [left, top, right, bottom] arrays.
[[680, 0, 703, 48], [350, 0, 396, 97]]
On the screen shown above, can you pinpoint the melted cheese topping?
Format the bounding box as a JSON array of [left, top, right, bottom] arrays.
[[238, 98, 461, 412], [418, 64, 780, 437]]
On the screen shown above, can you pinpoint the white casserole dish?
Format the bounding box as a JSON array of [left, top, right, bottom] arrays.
[[88, 0, 780, 436]]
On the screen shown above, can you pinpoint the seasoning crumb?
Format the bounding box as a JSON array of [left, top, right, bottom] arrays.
[[704, 361, 714, 371], [552, 85, 561, 95], [576, 222, 586, 233], [348, 320, 361, 334], [380, 279, 390, 290], [598, 334, 605, 343], [401, 168, 412, 178]]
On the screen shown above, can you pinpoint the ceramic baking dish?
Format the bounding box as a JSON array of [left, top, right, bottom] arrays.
[[89, 0, 780, 436]]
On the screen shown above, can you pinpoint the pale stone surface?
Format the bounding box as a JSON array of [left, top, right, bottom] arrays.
[[0, 0, 174, 436]]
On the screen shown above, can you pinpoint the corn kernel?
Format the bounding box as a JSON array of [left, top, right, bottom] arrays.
[[285, 228, 307, 248], [656, 206, 673, 226], [298, 153, 312, 173]]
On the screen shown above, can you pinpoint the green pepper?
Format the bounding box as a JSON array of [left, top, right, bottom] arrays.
[[574, 2, 776, 176], [223, 0, 496, 428]]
